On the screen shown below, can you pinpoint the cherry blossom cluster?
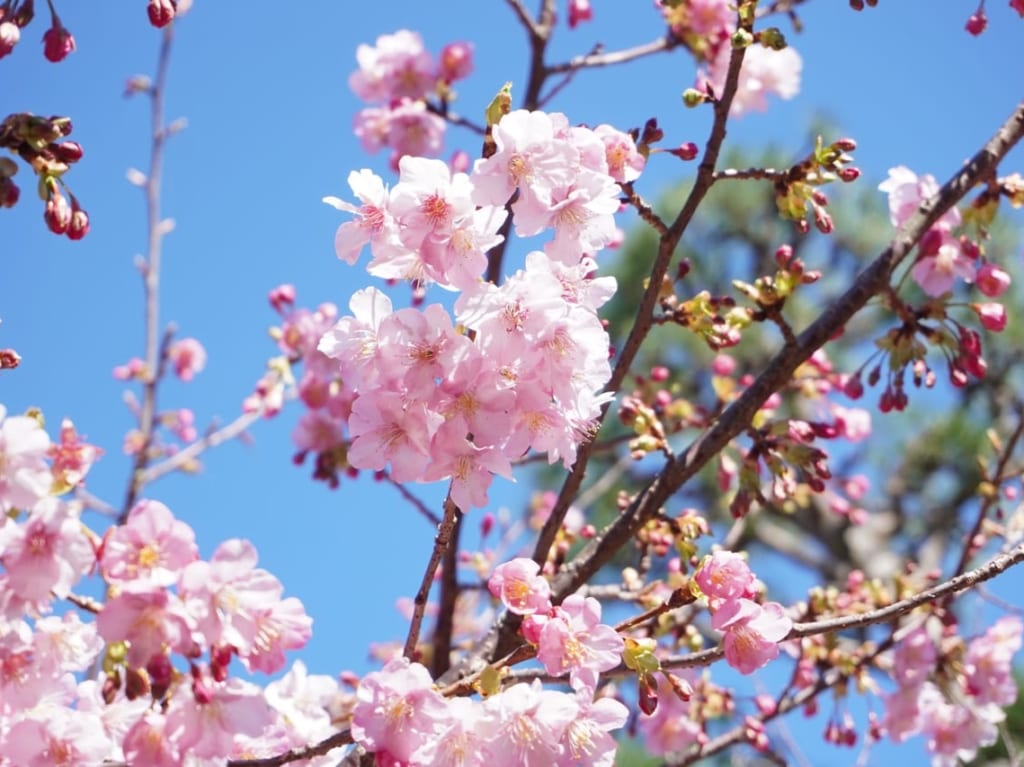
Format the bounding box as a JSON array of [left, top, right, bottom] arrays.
[[349, 29, 474, 169], [882, 616, 1023, 766], [0, 112, 89, 237], [352, 654, 627, 767], [312, 109, 639, 508], [347, 558, 629, 766], [0, 404, 341, 765], [693, 551, 792, 673], [661, 0, 802, 117]]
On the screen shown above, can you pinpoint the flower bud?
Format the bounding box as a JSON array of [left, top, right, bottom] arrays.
[[838, 166, 860, 182], [147, 0, 178, 28], [439, 41, 474, 82], [965, 10, 987, 36], [682, 88, 706, 108], [0, 21, 20, 58], [568, 0, 593, 29], [42, 23, 75, 63], [671, 141, 699, 160], [976, 263, 1011, 297], [54, 141, 84, 164], [67, 204, 90, 240], [0, 348, 21, 369], [972, 302, 1007, 332], [44, 191, 72, 234], [0, 177, 19, 208]]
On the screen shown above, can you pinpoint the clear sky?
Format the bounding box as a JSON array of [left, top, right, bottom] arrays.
[[4, 2, 1024, 764]]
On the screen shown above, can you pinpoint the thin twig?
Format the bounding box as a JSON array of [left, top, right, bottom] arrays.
[[545, 35, 680, 75], [404, 497, 462, 659], [120, 25, 175, 524], [138, 409, 263, 485]]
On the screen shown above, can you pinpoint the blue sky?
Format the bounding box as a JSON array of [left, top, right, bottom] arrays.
[[4, 1, 1024, 764]]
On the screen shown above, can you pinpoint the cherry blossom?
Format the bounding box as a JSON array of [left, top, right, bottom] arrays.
[[488, 557, 552, 615], [0, 405, 52, 514], [536, 593, 624, 692]]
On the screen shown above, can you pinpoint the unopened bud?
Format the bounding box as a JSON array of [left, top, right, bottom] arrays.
[[759, 27, 787, 50], [0, 349, 21, 369], [44, 192, 72, 234], [682, 88, 706, 108], [0, 177, 19, 208], [54, 141, 84, 164], [838, 166, 860, 182], [670, 141, 699, 160], [147, 0, 178, 28], [439, 41, 474, 82], [42, 23, 75, 63], [67, 205, 89, 240], [965, 10, 987, 36], [832, 137, 857, 152]]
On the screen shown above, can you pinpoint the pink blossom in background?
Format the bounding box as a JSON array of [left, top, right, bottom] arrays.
[[698, 44, 802, 117], [891, 624, 937, 687], [637, 672, 704, 755], [48, 418, 102, 491], [167, 337, 206, 382], [0, 405, 52, 513], [349, 29, 435, 102], [488, 557, 552, 615], [557, 693, 629, 767], [910, 237, 977, 297]]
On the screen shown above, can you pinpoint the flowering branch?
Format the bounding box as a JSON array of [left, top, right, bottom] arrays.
[[549, 97, 1024, 603], [119, 25, 175, 523], [137, 409, 263, 485]]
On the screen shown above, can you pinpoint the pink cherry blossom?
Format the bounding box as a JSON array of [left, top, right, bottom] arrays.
[[166, 677, 275, 760], [323, 169, 399, 266], [557, 693, 628, 767], [167, 337, 206, 381], [911, 239, 976, 296], [2, 706, 112, 767], [963, 615, 1022, 706], [179, 538, 310, 667], [712, 598, 792, 674], [347, 390, 443, 482], [122, 712, 181, 767], [0, 496, 94, 603], [483, 680, 579, 765], [972, 301, 1008, 332], [421, 423, 513, 510], [694, 550, 756, 608], [891, 624, 937, 686], [879, 166, 962, 231], [47, 418, 101, 491], [0, 405, 52, 513], [536, 593, 623, 692], [489, 558, 552, 616], [349, 29, 435, 102], [97, 584, 197, 667], [594, 124, 645, 184], [351, 656, 451, 763], [698, 44, 802, 117], [100, 499, 199, 587]]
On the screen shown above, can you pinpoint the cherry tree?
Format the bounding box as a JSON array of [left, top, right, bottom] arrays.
[[2, 1, 1024, 766]]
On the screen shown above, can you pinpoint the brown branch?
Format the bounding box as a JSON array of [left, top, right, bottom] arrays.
[[545, 35, 680, 75], [430, 508, 464, 679], [403, 497, 462, 659]]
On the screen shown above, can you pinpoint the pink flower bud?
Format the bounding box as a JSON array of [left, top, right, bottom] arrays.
[[147, 0, 178, 28], [449, 149, 471, 174], [965, 10, 987, 35], [54, 141, 84, 164], [973, 302, 1007, 332], [44, 192, 72, 234], [268, 283, 296, 313], [0, 21, 20, 58], [439, 41, 474, 82], [672, 141, 699, 161], [838, 166, 860, 182], [832, 137, 857, 152], [0, 177, 19, 208], [42, 23, 75, 62], [0, 348, 21, 369], [1013, 0, 1024, 17], [568, 0, 593, 28], [67, 198, 89, 240], [976, 262, 1011, 297]]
